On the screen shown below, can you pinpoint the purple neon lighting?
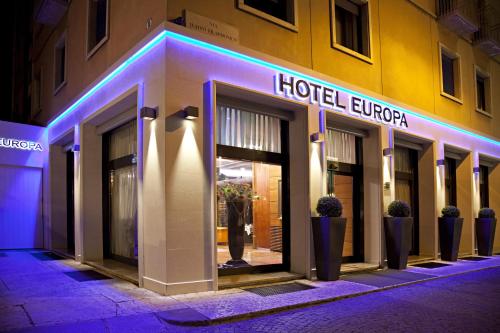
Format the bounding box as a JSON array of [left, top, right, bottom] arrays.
[[48, 29, 499, 148]]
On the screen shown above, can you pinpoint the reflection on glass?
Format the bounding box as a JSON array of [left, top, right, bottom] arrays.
[[216, 157, 282, 268]]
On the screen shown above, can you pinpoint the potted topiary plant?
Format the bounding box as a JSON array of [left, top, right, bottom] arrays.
[[312, 196, 346, 281], [439, 205, 463, 261], [476, 208, 497, 256], [384, 200, 413, 270]]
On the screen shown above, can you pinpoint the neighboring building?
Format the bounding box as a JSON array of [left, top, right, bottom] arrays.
[[0, 0, 499, 295]]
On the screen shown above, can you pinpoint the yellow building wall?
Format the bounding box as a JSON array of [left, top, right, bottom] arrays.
[[34, 0, 167, 125], [33, 0, 500, 140]]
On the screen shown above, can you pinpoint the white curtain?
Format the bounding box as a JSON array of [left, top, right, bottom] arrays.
[[110, 165, 137, 259], [217, 105, 281, 153], [326, 129, 356, 164], [109, 120, 137, 160], [395, 147, 412, 173]]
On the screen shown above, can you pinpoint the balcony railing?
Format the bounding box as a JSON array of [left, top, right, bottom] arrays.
[[437, 0, 480, 37], [473, 1, 500, 56]]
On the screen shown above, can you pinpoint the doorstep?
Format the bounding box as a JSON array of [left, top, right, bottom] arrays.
[[159, 255, 500, 326], [85, 259, 139, 285], [218, 271, 305, 289], [340, 262, 380, 275], [408, 255, 435, 264]]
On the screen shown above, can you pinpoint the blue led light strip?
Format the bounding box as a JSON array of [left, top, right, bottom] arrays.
[[48, 29, 500, 147], [48, 31, 168, 128]]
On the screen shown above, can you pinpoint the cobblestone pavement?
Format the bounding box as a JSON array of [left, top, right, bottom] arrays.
[[177, 267, 500, 333], [2, 250, 500, 332]]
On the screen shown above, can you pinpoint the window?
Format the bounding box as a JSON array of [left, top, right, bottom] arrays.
[[332, 0, 371, 60], [237, 0, 297, 31], [439, 45, 462, 102], [479, 165, 489, 208], [475, 66, 491, 116], [444, 157, 457, 207], [54, 34, 66, 93], [87, 0, 109, 58]]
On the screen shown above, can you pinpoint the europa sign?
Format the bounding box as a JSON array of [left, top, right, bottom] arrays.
[[275, 73, 409, 128], [0, 137, 44, 151]]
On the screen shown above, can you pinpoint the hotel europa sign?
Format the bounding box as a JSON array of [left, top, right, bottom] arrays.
[[275, 73, 409, 129], [0, 137, 44, 151]]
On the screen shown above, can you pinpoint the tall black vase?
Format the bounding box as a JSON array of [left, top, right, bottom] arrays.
[[384, 217, 413, 270], [312, 217, 346, 281], [226, 199, 248, 266], [438, 217, 463, 261], [475, 218, 497, 256]]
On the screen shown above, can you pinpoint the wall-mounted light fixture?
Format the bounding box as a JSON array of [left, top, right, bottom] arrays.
[[140, 106, 158, 120], [436, 159, 445, 167], [473, 166, 480, 174], [182, 106, 199, 120], [72, 144, 80, 152], [310, 132, 324, 143], [383, 148, 393, 157]]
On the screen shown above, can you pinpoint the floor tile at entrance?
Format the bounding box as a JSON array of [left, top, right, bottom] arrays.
[[341, 270, 435, 288], [86, 259, 138, 284], [459, 256, 491, 262], [30, 252, 65, 261], [411, 262, 452, 269], [64, 270, 112, 282], [217, 245, 282, 266]]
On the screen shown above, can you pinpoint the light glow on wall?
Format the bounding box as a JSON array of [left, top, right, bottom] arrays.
[[48, 29, 500, 149]]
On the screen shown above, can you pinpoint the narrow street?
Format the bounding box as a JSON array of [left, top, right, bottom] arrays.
[[2, 250, 499, 333]]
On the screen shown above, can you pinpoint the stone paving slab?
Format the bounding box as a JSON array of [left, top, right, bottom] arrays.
[[1, 251, 500, 331]]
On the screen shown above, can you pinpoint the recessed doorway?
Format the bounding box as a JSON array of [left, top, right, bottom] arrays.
[[216, 103, 290, 275]]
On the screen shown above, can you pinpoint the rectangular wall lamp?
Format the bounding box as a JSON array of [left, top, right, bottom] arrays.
[[140, 106, 158, 120], [436, 159, 445, 167], [383, 148, 393, 157], [72, 144, 80, 152], [473, 167, 480, 173], [183, 106, 199, 120]]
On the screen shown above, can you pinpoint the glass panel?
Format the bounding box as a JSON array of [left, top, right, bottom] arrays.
[[110, 165, 138, 260], [243, 0, 292, 23], [216, 105, 281, 153], [109, 120, 137, 160], [394, 147, 412, 173], [216, 157, 282, 268], [334, 174, 353, 257], [442, 54, 455, 96], [326, 129, 356, 164]]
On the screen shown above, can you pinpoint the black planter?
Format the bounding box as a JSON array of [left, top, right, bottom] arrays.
[[475, 218, 497, 256], [312, 216, 346, 281], [384, 217, 413, 270], [226, 199, 249, 266], [438, 217, 463, 261]]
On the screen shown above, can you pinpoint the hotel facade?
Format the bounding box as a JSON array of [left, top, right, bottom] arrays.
[[1, 0, 499, 295]]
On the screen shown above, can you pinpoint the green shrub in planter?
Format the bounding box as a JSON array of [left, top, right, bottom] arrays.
[[476, 208, 497, 256], [388, 200, 411, 218], [439, 205, 463, 261], [312, 196, 346, 281], [384, 200, 413, 269], [316, 196, 343, 217], [441, 206, 460, 218], [479, 208, 496, 219]]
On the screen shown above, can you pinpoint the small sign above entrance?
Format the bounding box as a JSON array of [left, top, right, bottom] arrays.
[[184, 10, 239, 44], [275, 73, 409, 129], [0, 137, 43, 151]]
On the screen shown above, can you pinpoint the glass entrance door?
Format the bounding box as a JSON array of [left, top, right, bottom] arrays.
[[394, 147, 419, 255], [326, 128, 364, 263], [217, 158, 284, 270], [66, 150, 75, 255], [103, 120, 138, 266], [216, 103, 289, 275]]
